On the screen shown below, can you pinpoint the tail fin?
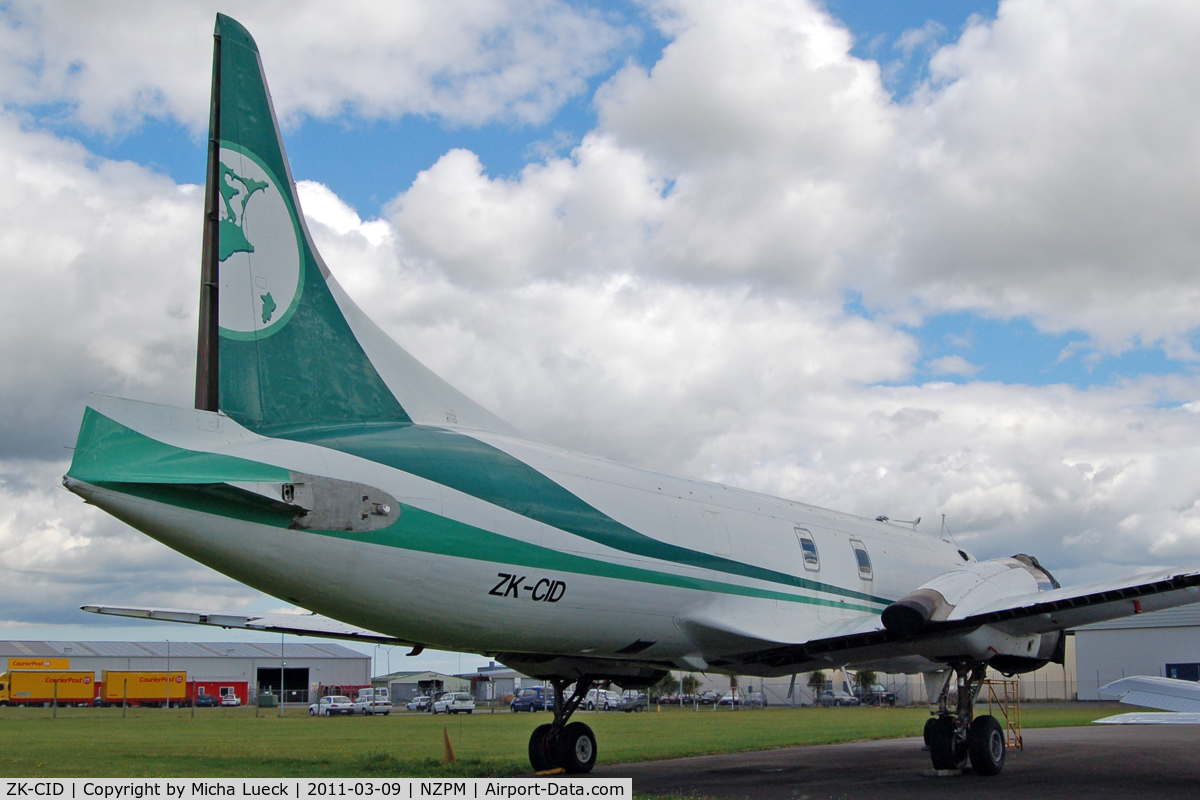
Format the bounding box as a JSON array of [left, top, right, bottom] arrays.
[[195, 14, 516, 438]]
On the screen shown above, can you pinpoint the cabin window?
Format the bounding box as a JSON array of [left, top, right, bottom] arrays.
[[850, 540, 872, 579], [795, 528, 820, 571]]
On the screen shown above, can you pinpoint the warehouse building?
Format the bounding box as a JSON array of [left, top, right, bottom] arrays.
[[1073, 605, 1200, 700], [0, 641, 369, 704], [372, 670, 471, 704]]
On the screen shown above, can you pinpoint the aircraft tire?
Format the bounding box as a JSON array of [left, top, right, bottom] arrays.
[[556, 721, 597, 773], [928, 716, 967, 770], [923, 717, 936, 747], [528, 723, 556, 772], [968, 715, 1005, 776]]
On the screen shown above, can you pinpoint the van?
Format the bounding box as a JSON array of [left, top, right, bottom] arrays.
[[510, 686, 553, 712]]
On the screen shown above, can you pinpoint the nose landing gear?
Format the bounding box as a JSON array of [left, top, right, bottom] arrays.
[[528, 677, 598, 773], [927, 663, 1006, 776]]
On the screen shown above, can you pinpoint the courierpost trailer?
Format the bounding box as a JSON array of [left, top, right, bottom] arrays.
[[98, 671, 187, 707], [0, 670, 97, 706]]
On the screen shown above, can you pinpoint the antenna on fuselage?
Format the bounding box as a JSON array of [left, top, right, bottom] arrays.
[[877, 515, 921, 528], [940, 513, 961, 546]]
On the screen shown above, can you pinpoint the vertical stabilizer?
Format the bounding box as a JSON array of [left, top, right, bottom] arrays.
[[194, 15, 519, 440], [205, 15, 411, 434]]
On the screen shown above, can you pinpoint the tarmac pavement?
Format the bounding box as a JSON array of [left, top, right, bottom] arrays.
[[593, 724, 1200, 799]]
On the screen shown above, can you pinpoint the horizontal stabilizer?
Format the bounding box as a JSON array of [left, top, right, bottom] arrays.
[[81, 604, 418, 647]]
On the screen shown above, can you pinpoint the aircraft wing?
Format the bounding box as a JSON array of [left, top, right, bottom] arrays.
[[724, 565, 1200, 674], [1098, 676, 1200, 713], [951, 565, 1200, 637], [1093, 712, 1200, 724], [80, 604, 418, 647]]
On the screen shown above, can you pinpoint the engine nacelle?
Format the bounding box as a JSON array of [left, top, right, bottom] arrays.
[[881, 554, 1064, 673]]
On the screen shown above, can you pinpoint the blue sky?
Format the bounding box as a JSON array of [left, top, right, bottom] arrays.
[[49, 0, 1189, 395], [5, 0, 1200, 668]]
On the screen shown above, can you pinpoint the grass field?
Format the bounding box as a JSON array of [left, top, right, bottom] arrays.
[[0, 703, 1123, 778]]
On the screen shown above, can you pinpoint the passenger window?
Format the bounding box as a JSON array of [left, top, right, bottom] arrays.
[[795, 528, 820, 572], [850, 540, 872, 579]]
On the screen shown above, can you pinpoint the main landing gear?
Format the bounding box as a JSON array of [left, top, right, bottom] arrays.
[[926, 662, 1006, 776], [528, 678, 598, 773]]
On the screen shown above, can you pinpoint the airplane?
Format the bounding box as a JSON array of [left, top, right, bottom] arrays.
[[1094, 675, 1200, 724], [64, 13, 1200, 776]]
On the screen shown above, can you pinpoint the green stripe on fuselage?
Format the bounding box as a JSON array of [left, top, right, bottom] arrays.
[[337, 503, 881, 613], [284, 423, 893, 607], [71, 410, 891, 609], [83, 474, 880, 615]]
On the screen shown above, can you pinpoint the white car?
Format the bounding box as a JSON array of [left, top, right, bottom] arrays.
[[431, 692, 475, 714], [584, 689, 620, 711], [406, 695, 432, 711], [308, 695, 355, 716], [220, 694, 241, 707], [354, 688, 392, 715]]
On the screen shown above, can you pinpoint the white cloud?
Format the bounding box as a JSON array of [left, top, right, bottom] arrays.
[[299, 196, 1200, 578], [0, 112, 198, 460], [5, 0, 1200, 631], [889, 0, 1200, 348], [0, 0, 629, 132], [927, 355, 980, 376], [0, 459, 264, 626]]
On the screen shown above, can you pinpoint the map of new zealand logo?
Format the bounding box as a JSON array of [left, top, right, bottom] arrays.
[[217, 146, 303, 337]]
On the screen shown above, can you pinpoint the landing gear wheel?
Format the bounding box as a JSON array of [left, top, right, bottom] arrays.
[[923, 717, 936, 747], [528, 723, 557, 772], [556, 721, 597, 773], [928, 716, 968, 770], [968, 715, 1006, 776]]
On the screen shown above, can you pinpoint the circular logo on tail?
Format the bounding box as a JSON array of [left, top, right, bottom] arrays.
[[217, 144, 304, 338]]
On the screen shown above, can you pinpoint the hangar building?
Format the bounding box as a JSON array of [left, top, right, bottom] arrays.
[[373, 671, 472, 704], [0, 640, 370, 704], [1073, 605, 1200, 700]]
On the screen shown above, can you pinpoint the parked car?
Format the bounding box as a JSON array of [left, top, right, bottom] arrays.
[[432, 692, 475, 714], [406, 695, 432, 712], [818, 690, 860, 707], [614, 692, 647, 713], [511, 686, 553, 712], [219, 694, 241, 707], [354, 688, 392, 715], [696, 691, 721, 706], [716, 691, 741, 707], [194, 694, 219, 708], [308, 695, 355, 716], [584, 689, 620, 711], [855, 684, 897, 707]]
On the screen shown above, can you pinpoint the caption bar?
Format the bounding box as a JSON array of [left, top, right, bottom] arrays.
[[2, 780, 630, 800]]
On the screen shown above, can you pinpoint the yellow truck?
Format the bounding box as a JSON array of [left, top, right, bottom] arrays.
[[97, 670, 188, 707], [0, 670, 97, 706]]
